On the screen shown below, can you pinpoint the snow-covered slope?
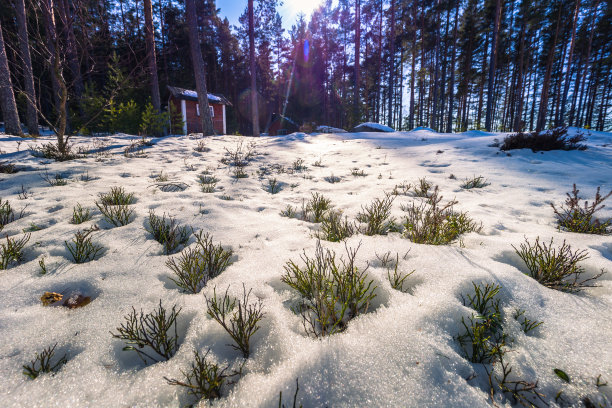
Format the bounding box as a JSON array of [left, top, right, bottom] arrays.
[[0, 129, 610, 407]]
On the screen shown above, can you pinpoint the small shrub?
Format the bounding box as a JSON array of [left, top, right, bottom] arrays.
[[65, 227, 104, 263], [551, 184, 612, 234], [460, 176, 489, 189], [22, 343, 67, 379], [154, 170, 169, 182], [0, 198, 16, 230], [40, 170, 68, 186], [350, 168, 366, 177], [357, 194, 397, 235], [513, 309, 543, 334], [96, 202, 134, 227], [391, 181, 412, 196], [71, 203, 92, 224], [282, 241, 376, 337], [194, 140, 211, 153], [280, 205, 297, 218], [456, 282, 505, 364], [264, 178, 282, 194], [306, 192, 332, 222], [30, 143, 78, 161], [166, 231, 233, 293], [500, 127, 587, 152], [219, 194, 234, 201], [0, 161, 16, 173], [165, 350, 229, 400], [513, 237, 605, 292], [198, 174, 219, 193], [412, 177, 433, 198], [380, 253, 414, 292], [292, 158, 307, 172], [317, 210, 355, 242], [401, 187, 481, 245], [206, 285, 264, 358], [0, 233, 31, 270], [39, 257, 48, 274], [223, 140, 256, 168], [111, 301, 181, 365], [146, 210, 192, 254], [313, 158, 324, 167], [98, 187, 135, 206], [324, 174, 341, 183]]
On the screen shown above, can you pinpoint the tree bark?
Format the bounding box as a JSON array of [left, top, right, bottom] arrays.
[[354, 0, 361, 125], [387, 0, 395, 128], [248, 0, 259, 136], [536, 6, 562, 132], [446, 1, 459, 133], [14, 0, 39, 135], [0, 18, 22, 136], [144, 0, 161, 111], [485, 0, 502, 131], [559, 0, 580, 126], [57, 0, 84, 106], [185, 0, 214, 135]]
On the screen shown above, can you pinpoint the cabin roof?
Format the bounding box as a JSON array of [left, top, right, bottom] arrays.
[[167, 86, 232, 106]]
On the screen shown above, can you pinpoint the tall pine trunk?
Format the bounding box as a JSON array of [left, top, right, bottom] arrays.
[[559, 0, 580, 125], [248, 0, 259, 136], [0, 18, 22, 136], [387, 0, 395, 128], [354, 0, 361, 126], [447, 2, 459, 133], [536, 6, 562, 132], [485, 0, 502, 131], [185, 0, 214, 136], [14, 0, 39, 135], [144, 0, 161, 112]]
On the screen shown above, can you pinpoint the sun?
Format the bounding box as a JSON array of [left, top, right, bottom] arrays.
[[281, 0, 324, 23]]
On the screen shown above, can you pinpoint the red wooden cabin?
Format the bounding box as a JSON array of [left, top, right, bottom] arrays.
[[168, 86, 231, 135]]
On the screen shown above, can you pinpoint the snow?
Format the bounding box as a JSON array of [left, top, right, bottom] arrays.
[[0, 129, 611, 407], [180, 89, 221, 102], [353, 122, 395, 132], [315, 125, 347, 134]]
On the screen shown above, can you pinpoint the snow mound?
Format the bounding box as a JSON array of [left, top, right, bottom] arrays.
[[315, 125, 347, 134], [352, 122, 395, 132], [410, 126, 436, 132]]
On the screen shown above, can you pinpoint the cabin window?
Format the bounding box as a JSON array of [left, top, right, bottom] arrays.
[[196, 103, 200, 116], [209, 106, 214, 118]]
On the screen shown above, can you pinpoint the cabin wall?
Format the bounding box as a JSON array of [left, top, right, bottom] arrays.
[[170, 97, 226, 135]]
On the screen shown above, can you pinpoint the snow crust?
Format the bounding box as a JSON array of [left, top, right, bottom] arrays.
[[315, 125, 347, 134], [0, 129, 611, 407]]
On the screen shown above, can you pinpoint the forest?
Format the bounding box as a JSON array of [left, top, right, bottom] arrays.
[[0, 0, 611, 138]]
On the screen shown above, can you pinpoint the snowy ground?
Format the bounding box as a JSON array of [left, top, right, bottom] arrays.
[[0, 128, 611, 407]]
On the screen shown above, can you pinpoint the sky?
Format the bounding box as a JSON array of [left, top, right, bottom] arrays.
[[217, 0, 324, 31]]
